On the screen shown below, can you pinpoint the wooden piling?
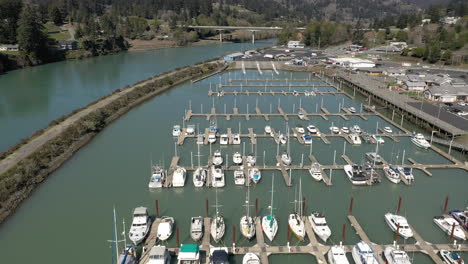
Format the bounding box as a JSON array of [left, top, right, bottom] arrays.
[[155, 200, 159, 217], [349, 197, 354, 215]]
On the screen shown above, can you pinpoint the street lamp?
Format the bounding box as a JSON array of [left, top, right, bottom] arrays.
[[448, 135, 454, 155], [430, 130, 437, 145]]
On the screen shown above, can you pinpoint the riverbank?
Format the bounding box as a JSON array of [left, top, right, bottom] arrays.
[[0, 58, 225, 224]]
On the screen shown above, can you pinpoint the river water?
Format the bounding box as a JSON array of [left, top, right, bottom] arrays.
[[0, 46, 467, 264], [0, 41, 271, 152]]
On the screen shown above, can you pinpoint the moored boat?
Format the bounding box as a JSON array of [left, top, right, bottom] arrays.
[[232, 134, 241, 144], [349, 133, 361, 145], [149, 165, 165, 189], [265, 126, 272, 134], [440, 250, 464, 264], [352, 241, 380, 264], [172, 166, 187, 187], [177, 244, 201, 264], [262, 175, 278, 241], [249, 168, 261, 184], [172, 125, 181, 137], [410, 133, 430, 149], [302, 134, 312, 144], [308, 211, 331, 242], [129, 207, 151, 245], [365, 152, 384, 165], [208, 133, 216, 144], [330, 126, 340, 134], [233, 152, 243, 165], [372, 134, 385, 144], [211, 189, 225, 243], [384, 244, 411, 264], [296, 125, 305, 134], [397, 166, 414, 181], [240, 186, 256, 240], [243, 252, 260, 264], [148, 245, 171, 264], [193, 167, 207, 187], [384, 213, 413, 239], [220, 134, 229, 145], [449, 209, 468, 230], [308, 162, 323, 181], [279, 134, 287, 144], [328, 244, 350, 264], [213, 150, 223, 165], [383, 166, 401, 184], [341, 127, 350, 134], [190, 216, 204, 242], [288, 179, 305, 241], [344, 164, 368, 185], [307, 125, 319, 135], [157, 216, 174, 241], [383, 127, 393, 134], [234, 168, 245, 185], [210, 247, 229, 264], [433, 216, 466, 240], [211, 165, 225, 188], [281, 151, 292, 165], [351, 125, 362, 134], [247, 154, 256, 166]]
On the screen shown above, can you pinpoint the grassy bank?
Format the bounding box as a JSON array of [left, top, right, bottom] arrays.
[[0, 59, 225, 224]]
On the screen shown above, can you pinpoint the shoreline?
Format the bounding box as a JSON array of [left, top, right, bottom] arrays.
[[0, 59, 226, 224]]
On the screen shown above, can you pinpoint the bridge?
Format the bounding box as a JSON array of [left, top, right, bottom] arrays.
[[184, 25, 306, 43]]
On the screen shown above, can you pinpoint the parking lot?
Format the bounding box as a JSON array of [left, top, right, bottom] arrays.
[[408, 101, 468, 130]]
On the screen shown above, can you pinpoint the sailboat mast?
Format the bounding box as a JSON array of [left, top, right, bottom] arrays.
[[215, 187, 219, 216], [122, 218, 127, 248], [299, 178, 303, 218], [113, 207, 119, 261], [270, 174, 275, 217], [246, 185, 250, 218], [197, 143, 201, 167]]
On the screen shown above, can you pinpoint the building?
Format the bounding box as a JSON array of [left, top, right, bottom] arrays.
[[403, 81, 426, 91], [421, 19, 431, 24], [441, 17, 460, 25], [424, 84, 468, 102], [389, 42, 408, 49], [287, 41, 305, 49], [223, 52, 244, 61], [360, 68, 383, 76], [384, 68, 406, 77], [329, 57, 376, 68], [0, 44, 19, 51], [374, 45, 401, 53], [58, 40, 77, 50]]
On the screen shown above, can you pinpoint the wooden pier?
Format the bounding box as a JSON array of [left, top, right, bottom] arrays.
[[209, 90, 346, 97]]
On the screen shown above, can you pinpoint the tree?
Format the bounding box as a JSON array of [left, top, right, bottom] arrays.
[[442, 50, 452, 63], [427, 5, 442, 24], [17, 5, 48, 64], [48, 6, 63, 25], [0, 0, 23, 44], [411, 47, 425, 58]]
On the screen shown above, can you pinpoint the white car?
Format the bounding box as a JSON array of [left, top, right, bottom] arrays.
[[457, 111, 468, 116]]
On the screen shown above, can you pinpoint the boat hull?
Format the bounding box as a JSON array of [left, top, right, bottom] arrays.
[[262, 216, 278, 241]]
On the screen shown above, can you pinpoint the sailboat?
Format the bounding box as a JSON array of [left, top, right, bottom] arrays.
[[193, 144, 206, 187], [110, 208, 137, 264], [240, 186, 256, 240], [211, 188, 225, 243], [262, 174, 278, 241], [288, 179, 306, 241]]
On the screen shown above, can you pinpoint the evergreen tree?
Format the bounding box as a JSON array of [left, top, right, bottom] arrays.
[[17, 5, 48, 64], [48, 6, 63, 25], [0, 0, 23, 44]]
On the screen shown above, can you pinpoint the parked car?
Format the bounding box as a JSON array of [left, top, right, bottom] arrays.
[[444, 102, 453, 107]]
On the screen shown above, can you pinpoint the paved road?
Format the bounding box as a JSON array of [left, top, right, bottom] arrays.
[[408, 102, 468, 130]]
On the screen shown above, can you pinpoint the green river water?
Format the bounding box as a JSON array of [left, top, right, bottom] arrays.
[[0, 45, 467, 264]]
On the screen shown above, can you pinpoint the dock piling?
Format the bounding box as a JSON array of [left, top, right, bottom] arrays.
[[342, 223, 346, 243], [396, 223, 400, 242], [176, 226, 180, 246], [443, 195, 449, 214], [205, 199, 209, 217], [255, 198, 258, 217], [450, 222, 455, 241], [156, 200, 159, 217], [349, 197, 354, 215], [397, 196, 402, 214]]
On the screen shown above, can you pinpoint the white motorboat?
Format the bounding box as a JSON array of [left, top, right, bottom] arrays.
[[308, 162, 323, 181], [384, 213, 413, 239], [281, 152, 292, 165], [383, 166, 401, 184], [157, 216, 174, 241], [383, 127, 393, 134], [302, 134, 312, 144], [177, 244, 201, 264], [433, 216, 466, 240], [341, 127, 350, 134], [397, 167, 414, 181], [232, 134, 241, 145], [234, 168, 245, 185], [384, 244, 411, 264], [372, 134, 385, 144], [208, 133, 216, 144], [349, 133, 362, 145], [289, 179, 305, 241], [262, 175, 278, 241], [265, 126, 272, 134], [172, 166, 187, 187], [212, 150, 223, 165], [186, 125, 195, 135], [240, 186, 256, 240], [190, 216, 203, 242], [365, 152, 384, 165], [149, 165, 165, 189], [210, 247, 229, 264], [220, 134, 229, 145], [296, 125, 305, 134], [410, 133, 430, 149], [129, 207, 151, 245], [211, 165, 225, 188], [298, 111, 306, 120], [233, 152, 243, 165], [349, 107, 357, 113], [247, 154, 256, 166], [307, 125, 318, 134], [344, 164, 368, 185], [328, 244, 350, 264], [211, 189, 225, 243], [440, 250, 465, 264], [330, 126, 340, 134], [148, 245, 171, 264], [279, 134, 287, 144], [308, 211, 331, 242], [172, 125, 181, 137], [243, 252, 260, 264], [249, 168, 261, 184], [196, 134, 204, 145], [193, 167, 207, 187], [351, 125, 362, 134], [352, 241, 379, 264]]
